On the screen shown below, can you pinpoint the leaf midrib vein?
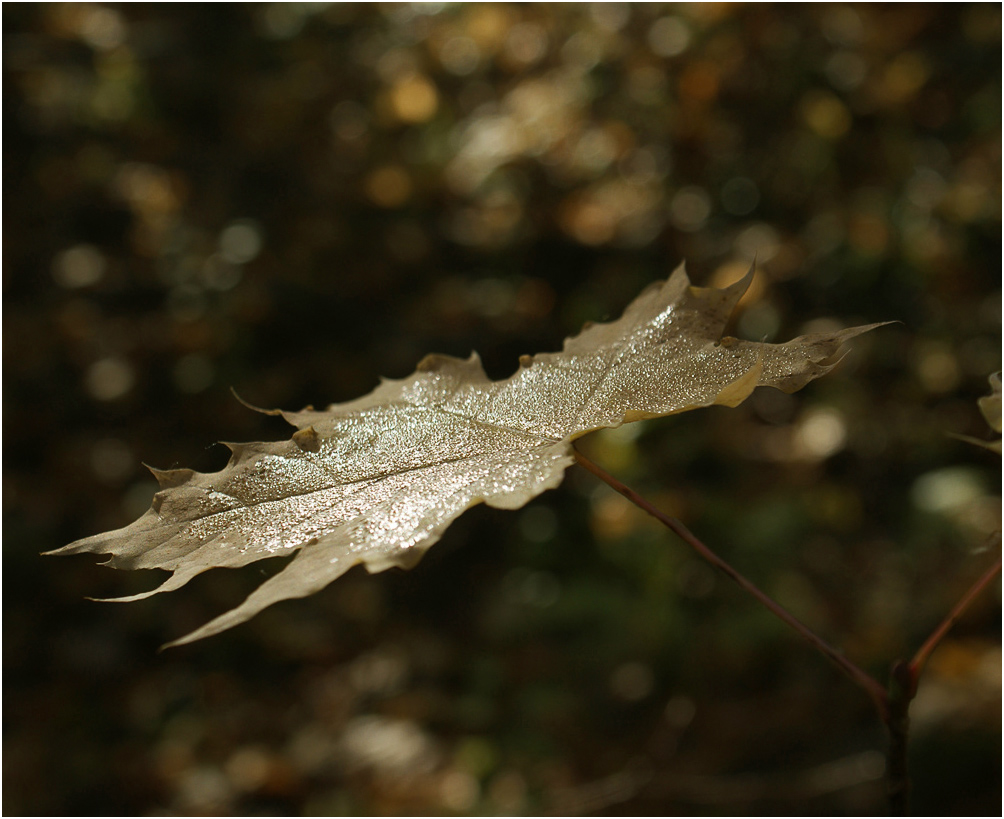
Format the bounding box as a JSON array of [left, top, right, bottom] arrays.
[[176, 422, 561, 525]]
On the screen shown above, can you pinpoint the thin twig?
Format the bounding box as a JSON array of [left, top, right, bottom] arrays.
[[909, 555, 1002, 680], [886, 552, 1002, 816], [572, 447, 889, 720], [574, 446, 1003, 816]]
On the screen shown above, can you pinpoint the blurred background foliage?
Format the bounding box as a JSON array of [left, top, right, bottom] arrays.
[[3, 3, 1000, 815]]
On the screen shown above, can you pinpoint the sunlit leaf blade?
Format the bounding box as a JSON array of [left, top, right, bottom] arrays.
[[49, 263, 883, 646]]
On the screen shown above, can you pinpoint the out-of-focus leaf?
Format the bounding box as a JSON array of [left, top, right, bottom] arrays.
[[956, 373, 1002, 454], [978, 373, 1002, 438]]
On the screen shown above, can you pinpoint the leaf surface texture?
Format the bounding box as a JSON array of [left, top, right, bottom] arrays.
[[51, 264, 879, 645]]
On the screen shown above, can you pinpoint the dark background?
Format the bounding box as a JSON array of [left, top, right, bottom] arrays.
[[3, 4, 1000, 815]]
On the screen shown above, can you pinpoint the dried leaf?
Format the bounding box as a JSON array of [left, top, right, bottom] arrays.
[[50, 263, 882, 646], [977, 372, 1002, 437], [957, 372, 1002, 454]]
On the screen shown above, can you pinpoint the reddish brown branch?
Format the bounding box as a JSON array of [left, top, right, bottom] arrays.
[[572, 447, 889, 720], [909, 555, 1002, 681], [885, 554, 1001, 815], [573, 446, 1003, 816]]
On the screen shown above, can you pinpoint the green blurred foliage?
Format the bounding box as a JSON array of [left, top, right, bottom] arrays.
[[3, 3, 1000, 815]]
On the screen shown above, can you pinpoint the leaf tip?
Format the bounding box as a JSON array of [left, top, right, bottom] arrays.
[[416, 351, 485, 376], [230, 386, 283, 416], [145, 464, 195, 489], [222, 441, 250, 461], [292, 425, 321, 453], [978, 371, 1002, 436], [416, 353, 443, 372]]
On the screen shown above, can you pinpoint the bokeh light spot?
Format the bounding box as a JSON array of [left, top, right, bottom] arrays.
[[439, 36, 481, 76], [735, 223, 780, 262], [218, 220, 263, 265], [610, 661, 655, 702], [825, 50, 867, 90], [879, 52, 929, 105], [365, 165, 413, 208], [390, 73, 439, 123], [86, 357, 135, 401], [562, 197, 617, 245], [590, 3, 631, 31], [503, 23, 548, 67], [329, 99, 369, 141], [669, 186, 711, 231], [664, 695, 697, 729], [795, 407, 847, 460], [913, 341, 961, 394], [439, 769, 479, 812], [78, 5, 127, 51], [173, 354, 215, 394], [802, 91, 852, 138], [225, 746, 272, 793], [52, 244, 106, 288], [912, 467, 985, 514], [648, 16, 691, 57]]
